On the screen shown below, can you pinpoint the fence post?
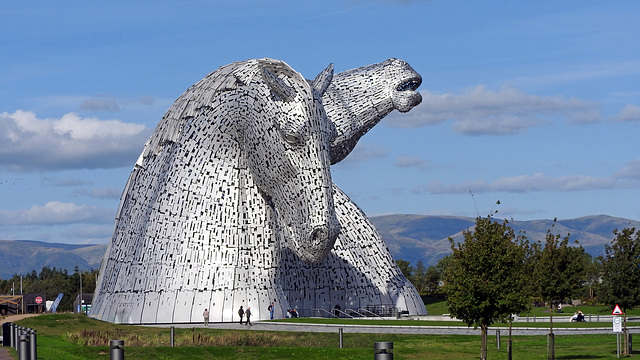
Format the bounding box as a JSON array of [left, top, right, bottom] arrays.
[[110, 339, 124, 360], [374, 342, 393, 360], [170, 326, 175, 347], [496, 329, 501, 349], [14, 326, 21, 351], [29, 329, 37, 360], [18, 334, 29, 360], [9, 323, 15, 348]]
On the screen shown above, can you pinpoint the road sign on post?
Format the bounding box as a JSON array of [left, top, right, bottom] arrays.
[[613, 304, 623, 315], [613, 316, 623, 333]]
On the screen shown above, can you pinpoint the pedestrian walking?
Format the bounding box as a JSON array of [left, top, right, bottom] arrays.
[[268, 302, 274, 319], [203, 308, 210, 326], [238, 306, 244, 324], [246, 307, 252, 326]]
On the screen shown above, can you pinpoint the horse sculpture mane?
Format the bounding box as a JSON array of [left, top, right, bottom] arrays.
[[91, 58, 427, 324]]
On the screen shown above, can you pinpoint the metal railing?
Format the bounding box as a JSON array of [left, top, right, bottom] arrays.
[[355, 308, 383, 318], [312, 305, 399, 318]]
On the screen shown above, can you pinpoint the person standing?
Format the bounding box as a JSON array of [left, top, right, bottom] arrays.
[[246, 307, 252, 326], [268, 302, 274, 320], [238, 306, 245, 325], [203, 308, 210, 327]]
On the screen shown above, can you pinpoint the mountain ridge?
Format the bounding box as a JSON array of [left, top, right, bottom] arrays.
[[370, 214, 640, 266], [1, 214, 638, 278]]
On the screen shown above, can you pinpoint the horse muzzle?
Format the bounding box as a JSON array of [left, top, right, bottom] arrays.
[[297, 222, 341, 263]]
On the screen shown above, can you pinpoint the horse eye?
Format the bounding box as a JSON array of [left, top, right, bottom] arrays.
[[283, 133, 301, 145]]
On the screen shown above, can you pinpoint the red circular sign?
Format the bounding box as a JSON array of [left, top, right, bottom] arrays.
[[35, 296, 43, 304]]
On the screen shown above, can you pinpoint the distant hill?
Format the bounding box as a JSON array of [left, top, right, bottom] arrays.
[[1, 214, 638, 279], [370, 214, 640, 267], [0, 240, 107, 279]]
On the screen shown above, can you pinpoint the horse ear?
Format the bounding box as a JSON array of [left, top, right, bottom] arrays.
[[261, 67, 295, 101], [311, 63, 334, 96]]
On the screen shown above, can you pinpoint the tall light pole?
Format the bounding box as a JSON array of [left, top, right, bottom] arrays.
[[79, 270, 83, 314]]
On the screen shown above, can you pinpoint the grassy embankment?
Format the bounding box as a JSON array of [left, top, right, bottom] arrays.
[[6, 308, 638, 360], [423, 296, 640, 318]]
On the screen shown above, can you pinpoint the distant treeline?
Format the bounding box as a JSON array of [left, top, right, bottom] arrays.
[[0, 266, 98, 312]]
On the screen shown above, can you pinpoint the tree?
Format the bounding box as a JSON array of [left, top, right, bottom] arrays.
[[424, 265, 441, 296], [443, 216, 531, 360], [581, 254, 601, 303], [1, 266, 99, 313], [531, 223, 586, 360], [412, 260, 427, 294], [599, 228, 640, 355], [395, 259, 413, 283], [600, 228, 640, 312]]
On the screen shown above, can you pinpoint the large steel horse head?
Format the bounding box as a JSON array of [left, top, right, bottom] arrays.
[[238, 60, 341, 263], [141, 58, 340, 263]]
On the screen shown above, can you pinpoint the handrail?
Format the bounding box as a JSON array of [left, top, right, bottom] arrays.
[[356, 308, 383, 318], [335, 309, 354, 318], [312, 308, 338, 318]]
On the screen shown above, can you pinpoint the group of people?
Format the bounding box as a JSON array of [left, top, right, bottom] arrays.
[[201, 305, 253, 326], [287, 308, 299, 318], [558, 304, 587, 322], [202, 301, 281, 326], [571, 310, 586, 322], [237, 306, 252, 325]]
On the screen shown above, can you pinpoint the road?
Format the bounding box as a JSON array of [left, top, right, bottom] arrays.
[[146, 320, 640, 336]]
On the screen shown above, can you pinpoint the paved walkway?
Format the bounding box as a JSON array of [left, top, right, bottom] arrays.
[[0, 347, 12, 360], [146, 320, 640, 336], [0, 314, 40, 360]]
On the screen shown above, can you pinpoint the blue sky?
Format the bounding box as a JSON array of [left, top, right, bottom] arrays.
[[1, 0, 639, 244]]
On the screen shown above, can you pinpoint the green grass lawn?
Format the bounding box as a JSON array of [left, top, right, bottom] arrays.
[[272, 317, 640, 328], [422, 297, 640, 318], [7, 313, 639, 359]]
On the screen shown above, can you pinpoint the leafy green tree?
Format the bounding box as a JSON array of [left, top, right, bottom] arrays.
[[581, 254, 601, 303], [531, 222, 586, 360], [436, 254, 454, 279], [599, 228, 640, 354], [1, 266, 99, 313], [424, 265, 441, 296], [443, 216, 531, 360], [412, 260, 427, 294], [600, 228, 640, 313], [532, 228, 586, 328], [395, 259, 413, 282]]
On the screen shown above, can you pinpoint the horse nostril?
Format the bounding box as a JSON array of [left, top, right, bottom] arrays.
[[310, 228, 325, 245]]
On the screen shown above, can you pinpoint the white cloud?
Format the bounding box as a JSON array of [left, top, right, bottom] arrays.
[[614, 159, 640, 180], [417, 172, 638, 194], [615, 104, 640, 122], [0, 110, 151, 171], [335, 142, 388, 166], [42, 176, 93, 187], [395, 155, 430, 170], [0, 201, 113, 226], [33, 95, 158, 112], [79, 95, 156, 111], [80, 96, 120, 111], [72, 186, 122, 199], [386, 85, 601, 134], [63, 225, 114, 244]]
